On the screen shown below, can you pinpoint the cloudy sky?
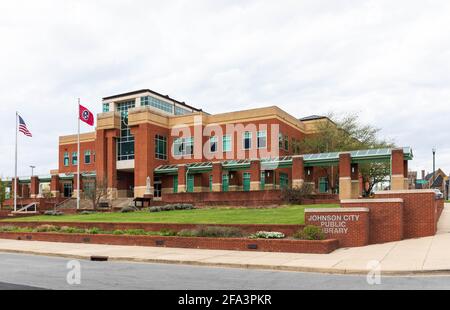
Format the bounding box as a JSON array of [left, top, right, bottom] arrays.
[[1, 0, 449, 178]]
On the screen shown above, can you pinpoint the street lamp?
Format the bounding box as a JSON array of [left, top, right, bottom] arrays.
[[432, 148, 436, 186], [30, 165, 36, 177]]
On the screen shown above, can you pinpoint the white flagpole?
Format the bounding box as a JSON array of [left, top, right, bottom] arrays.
[[14, 112, 18, 212], [77, 98, 80, 210]]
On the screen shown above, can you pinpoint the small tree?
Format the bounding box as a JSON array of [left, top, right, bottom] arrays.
[[281, 183, 314, 204], [92, 177, 108, 210]]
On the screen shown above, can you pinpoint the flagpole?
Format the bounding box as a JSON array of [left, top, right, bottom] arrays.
[[77, 98, 80, 210], [14, 112, 18, 212]]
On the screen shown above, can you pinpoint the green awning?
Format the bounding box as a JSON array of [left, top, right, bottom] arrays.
[[153, 147, 413, 175]]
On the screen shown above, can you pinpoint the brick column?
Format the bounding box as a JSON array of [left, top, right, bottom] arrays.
[[292, 156, 305, 189], [72, 174, 84, 198], [339, 153, 352, 200], [178, 164, 187, 192], [350, 163, 360, 199], [22, 184, 30, 199], [106, 130, 119, 199], [95, 129, 107, 186], [30, 176, 39, 198], [403, 159, 409, 190], [131, 124, 153, 198], [249, 160, 261, 191], [50, 174, 60, 198], [211, 162, 222, 192], [391, 148, 406, 190]]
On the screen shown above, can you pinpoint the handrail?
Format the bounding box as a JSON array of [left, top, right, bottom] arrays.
[[15, 203, 38, 213], [54, 197, 74, 210]]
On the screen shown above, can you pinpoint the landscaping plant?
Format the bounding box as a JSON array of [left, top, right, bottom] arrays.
[[249, 231, 285, 239], [293, 225, 326, 240]]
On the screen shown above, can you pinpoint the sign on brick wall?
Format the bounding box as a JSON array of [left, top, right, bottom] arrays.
[[305, 208, 370, 248]]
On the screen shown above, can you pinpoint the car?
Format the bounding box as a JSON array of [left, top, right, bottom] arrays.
[[433, 189, 444, 199]]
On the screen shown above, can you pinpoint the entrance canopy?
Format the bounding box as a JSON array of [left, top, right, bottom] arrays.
[[154, 147, 413, 175]]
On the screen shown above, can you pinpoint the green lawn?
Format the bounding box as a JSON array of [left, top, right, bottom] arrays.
[[2, 204, 337, 225]]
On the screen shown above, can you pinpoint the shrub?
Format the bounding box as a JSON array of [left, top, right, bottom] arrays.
[[121, 206, 138, 213], [0, 225, 18, 232], [196, 226, 243, 238], [293, 225, 325, 240], [177, 229, 199, 237], [281, 183, 314, 204], [112, 230, 125, 235], [181, 204, 194, 210], [80, 211, 96, 215], [159, 228, 176, 236], [161, 205, 175, 211], [59, 226, 85, 234], [149, 207, 162, 213], [34, 225, 60, 233], [44, 210, 64, 216], [85, 227, 102, 235], [250, 231, 285, 239], [123, 229, 147, 235]]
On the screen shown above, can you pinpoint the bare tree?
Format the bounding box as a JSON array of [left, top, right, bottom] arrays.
[[92, 177, 108, 210]]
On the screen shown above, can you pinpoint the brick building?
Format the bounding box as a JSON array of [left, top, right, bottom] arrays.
[[4, 89, 414, 206]]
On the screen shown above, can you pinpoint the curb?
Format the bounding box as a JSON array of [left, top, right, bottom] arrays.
[[1, 247, 450, 277]]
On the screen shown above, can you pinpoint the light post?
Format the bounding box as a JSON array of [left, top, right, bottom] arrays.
[[432, 148, 436, 186], [30, 165, 36, 177]]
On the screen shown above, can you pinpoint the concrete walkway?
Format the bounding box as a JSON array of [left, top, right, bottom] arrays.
[[0, 204, 449, 276]]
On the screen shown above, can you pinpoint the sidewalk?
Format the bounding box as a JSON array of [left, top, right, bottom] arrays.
[[0, 204, 449, 276]]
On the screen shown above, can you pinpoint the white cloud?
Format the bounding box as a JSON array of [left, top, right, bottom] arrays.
[[0, 0, 449, 177]]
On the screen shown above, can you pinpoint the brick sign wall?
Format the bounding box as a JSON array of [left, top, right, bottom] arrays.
[[341, 199, 404, 244], [305, 208, 370, 248], [374, 190, 438, 238]]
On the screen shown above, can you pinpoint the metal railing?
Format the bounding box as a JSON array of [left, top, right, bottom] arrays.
[[14, 203, 38, 213]]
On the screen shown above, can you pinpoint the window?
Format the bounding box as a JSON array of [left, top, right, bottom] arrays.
[[72, 152, 78, 165], [141, 96, 173, 114], [222, 135, 231, 152], [284, 135, 289, 151], [63, 152, 69, 167], [173, 175, 178, 193], [175, 106, 192, 115], [154, 177, 162, 198], [243, 132, 252, 150], [84, 150, 91, 164], [173, 137, 194, 156], [102, 103, 110, 112], [243, 172, 251, 192], [257, 131, 267, 149], [278, 133, 283, 149], [210, 136, 218, 153], [117, 100, 135, 161], [155, 135, 167, 160]]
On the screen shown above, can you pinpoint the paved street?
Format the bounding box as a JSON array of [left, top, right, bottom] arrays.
[[1, 252, 450, 290]]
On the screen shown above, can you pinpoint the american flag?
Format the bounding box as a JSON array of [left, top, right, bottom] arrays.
[[18, 115, 32, 137]]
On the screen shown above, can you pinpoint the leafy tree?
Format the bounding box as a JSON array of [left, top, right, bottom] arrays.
[[298, 113, 395, 196], [0, 178, 5, 209]]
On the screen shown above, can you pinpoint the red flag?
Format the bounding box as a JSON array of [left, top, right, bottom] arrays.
[[79, 104, 94, 126]]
